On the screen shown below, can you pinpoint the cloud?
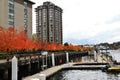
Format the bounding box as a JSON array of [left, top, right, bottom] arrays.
[[64, 38, 92, 45], [64, 20, 120, 44], [90, 27, 120, 43], [105, 15, 120, 24], [67, 27, 120, 45]]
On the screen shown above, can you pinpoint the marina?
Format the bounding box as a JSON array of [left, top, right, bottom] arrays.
[[0, 49, 120, 80], [23, 49, 114, 80]]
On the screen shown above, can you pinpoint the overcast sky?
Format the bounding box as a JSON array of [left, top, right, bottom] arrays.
[[31, 0, 120, 45]]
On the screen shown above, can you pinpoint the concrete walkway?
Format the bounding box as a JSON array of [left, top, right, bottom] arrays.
[[22, 64, 66, 80]]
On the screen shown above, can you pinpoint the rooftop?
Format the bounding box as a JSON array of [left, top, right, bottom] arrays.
[[24, 0, 35, 4]]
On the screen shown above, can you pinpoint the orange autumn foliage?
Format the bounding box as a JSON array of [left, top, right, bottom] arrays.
[[0, 27, 41, 53], [63, 43, 83, 51], [0, 27, 93, 54], [82, 46, 93, 51]]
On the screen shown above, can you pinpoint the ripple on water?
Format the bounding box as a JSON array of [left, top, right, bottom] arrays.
[[47, 70, 120, 80]]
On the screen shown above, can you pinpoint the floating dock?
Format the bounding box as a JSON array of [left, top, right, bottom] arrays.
[[63, 63, 106, 70], [108, 65, 120, 72], [22, 51, 110, 80]]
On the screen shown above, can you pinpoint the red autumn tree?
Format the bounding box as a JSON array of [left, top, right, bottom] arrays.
[[0, 27, 42, 54], [0, 26, 93, 54], [56, 44, 63, 51]]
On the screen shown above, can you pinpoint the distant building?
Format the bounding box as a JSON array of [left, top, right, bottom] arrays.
[[35, 1, 63, 44], [0, 0, 35, 38]]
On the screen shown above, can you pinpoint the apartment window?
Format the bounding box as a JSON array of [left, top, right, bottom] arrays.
[[24, 9, 27, 15], [9, 3, 14, 8], [9, 14, 14, 19], [24, 1, 27, 7], [9, 21, 14, 25], [9, 9, 14, 13], [9, 0, 13, 2]]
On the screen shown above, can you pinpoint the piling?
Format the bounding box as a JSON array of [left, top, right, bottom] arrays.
[[66, 52, 69, 63], [52, 53, 55, 66], [12, 56, 18, 80]]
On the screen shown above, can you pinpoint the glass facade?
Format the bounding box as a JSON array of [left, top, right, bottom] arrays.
[[24, 1, 28, 34], [8, 0, 14, 27]]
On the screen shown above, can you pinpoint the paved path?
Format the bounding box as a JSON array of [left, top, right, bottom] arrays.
[[22, 64, 65, 80]]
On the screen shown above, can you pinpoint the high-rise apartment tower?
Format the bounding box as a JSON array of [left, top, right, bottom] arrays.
[[35, 1, 63, 44], [0, 0, 35, 38]]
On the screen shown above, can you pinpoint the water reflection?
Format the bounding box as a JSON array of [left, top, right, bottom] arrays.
[[82, 56, 94, 63], [72, 55, 94, 63], [47, 70, 120, 80]]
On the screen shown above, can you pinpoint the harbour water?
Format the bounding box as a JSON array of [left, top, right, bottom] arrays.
[[47, 70, 120, 80], [47, 50, 120, 80]]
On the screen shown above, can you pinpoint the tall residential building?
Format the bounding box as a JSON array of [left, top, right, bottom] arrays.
[[0, 0, 35, 38], [35, 1, 63, 44]]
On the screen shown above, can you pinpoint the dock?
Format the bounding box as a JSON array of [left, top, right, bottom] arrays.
[[63, 63, 106, 70], [108, 65, 120, 71], [22, 51, 110, 80], [23, 62, 107, 80]]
